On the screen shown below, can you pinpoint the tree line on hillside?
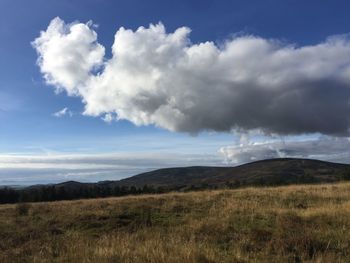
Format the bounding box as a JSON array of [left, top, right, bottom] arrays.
[[0, 184, 178, 204], [0, 181, 245, 204], [0, 181, 242, 204]]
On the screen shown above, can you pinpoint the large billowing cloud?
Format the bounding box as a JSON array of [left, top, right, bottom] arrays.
[[33, 17, 350, 136]]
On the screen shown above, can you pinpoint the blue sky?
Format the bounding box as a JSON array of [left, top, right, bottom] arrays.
[[1, 0, 350, 185]]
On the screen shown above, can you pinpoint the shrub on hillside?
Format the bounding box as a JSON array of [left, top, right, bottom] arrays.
[[15, 202, 31, 216]]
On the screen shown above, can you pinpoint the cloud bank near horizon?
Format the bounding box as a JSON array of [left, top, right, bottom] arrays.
[[219, 136, 350, 164], [33, 17, 350, 136], [0, 152, 222, 185]]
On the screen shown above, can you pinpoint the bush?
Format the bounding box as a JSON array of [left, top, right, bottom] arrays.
[[16, 203, 31, 216]]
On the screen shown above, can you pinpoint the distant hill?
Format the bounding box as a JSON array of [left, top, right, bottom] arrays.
[[111, 158, 350, 189], [1, 158, 350, 204]]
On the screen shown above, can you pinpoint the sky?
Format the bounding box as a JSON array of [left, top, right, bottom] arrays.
[[1, 0, 350, 185]]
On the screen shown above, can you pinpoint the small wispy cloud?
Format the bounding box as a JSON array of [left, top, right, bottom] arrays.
[[102, 113, 114, 123], [52, 107, 73, 117]]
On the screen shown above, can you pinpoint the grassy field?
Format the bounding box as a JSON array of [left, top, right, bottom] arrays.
[[1, 183, 350, 262]]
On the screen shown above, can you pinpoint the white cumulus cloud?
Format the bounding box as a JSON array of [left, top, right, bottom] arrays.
[[33, 17, 350, 136], [32, 17, 105, 95]]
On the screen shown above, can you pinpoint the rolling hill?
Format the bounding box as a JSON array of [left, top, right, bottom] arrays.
[[111, 158, 350, 188]]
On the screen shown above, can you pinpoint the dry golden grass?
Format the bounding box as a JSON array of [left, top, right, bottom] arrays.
[[1, 183, 350, 262]]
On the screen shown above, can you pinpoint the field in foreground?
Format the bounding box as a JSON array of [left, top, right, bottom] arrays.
[[1, 183, 350, 262]]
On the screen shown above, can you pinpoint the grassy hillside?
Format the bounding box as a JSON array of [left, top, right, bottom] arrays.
[[1, 182, 350, 262]]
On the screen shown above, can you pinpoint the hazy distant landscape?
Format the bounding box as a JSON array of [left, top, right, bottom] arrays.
[[1, 158, 350, 204]]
